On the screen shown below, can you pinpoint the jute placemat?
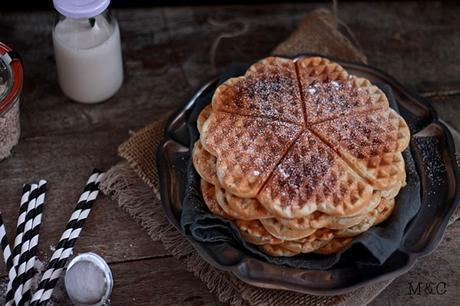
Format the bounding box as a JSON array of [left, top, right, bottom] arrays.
[[100, 9, 460, 305]]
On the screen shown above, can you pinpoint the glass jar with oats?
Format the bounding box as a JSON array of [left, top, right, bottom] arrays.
[[0, 42, 23, 161]]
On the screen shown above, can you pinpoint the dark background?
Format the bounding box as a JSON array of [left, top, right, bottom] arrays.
[[3, 0, 303, 10], [1, 0, 418, 11]]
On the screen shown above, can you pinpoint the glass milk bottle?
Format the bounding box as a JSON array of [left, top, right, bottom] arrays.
[[52, 0, 123, 104]]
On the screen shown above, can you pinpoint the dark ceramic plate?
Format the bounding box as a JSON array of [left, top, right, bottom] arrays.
[[157, 55, 460, 295]]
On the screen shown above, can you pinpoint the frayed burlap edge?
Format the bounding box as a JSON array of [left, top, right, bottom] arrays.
[[116, 115, 172, 192]]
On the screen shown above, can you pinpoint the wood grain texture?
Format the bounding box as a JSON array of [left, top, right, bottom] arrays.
[[369, 222, 460, 306], [109, 257, 225, 306], [338, 1, 460, 93], [0, 2, 459, 305], [430, 94, 460, 131]]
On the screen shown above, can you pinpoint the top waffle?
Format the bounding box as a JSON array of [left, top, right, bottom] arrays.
[[212, 57, 305, 125], [296, 57, 390, 124], [199, 56, 410, 219]]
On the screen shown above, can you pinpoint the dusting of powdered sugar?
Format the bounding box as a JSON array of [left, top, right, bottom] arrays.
[[219, 64, 304, 124], [304, 77, 371, 122], [263, 131, 337, 205], [311, 109, 396, 160], [245, 72, 303, 123], [209, 111, 303, 183], [279, 166, 290, 178], [413, 137, 447, 193]]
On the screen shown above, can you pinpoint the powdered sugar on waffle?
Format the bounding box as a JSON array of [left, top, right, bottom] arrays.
[[213, 58, 305, 125], [243, 73, 302, 122], [312, 109, 397, 158], [257, 130, 372, 218], [305, 78, 370, 122]]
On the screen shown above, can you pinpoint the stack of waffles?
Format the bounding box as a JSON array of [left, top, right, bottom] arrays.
[[192, 56, 410, 257]]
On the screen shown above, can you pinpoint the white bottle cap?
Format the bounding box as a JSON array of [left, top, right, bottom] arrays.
[[53, 0, 111, 19]]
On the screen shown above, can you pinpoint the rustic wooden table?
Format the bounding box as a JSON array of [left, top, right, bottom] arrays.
[[1, 2, 459, 305]]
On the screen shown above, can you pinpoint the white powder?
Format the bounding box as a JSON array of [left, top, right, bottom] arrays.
[[308, 87, 316, 95], [279, 167, 290, 178], [331, 80, 341, 89], [65, 260, 107, 305]]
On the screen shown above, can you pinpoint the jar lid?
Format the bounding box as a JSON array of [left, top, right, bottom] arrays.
[[0, 43, 22, 115], [65, 252, 113, 306], [53, 0, 111, 19]]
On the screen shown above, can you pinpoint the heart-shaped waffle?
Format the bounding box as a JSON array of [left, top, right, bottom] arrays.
[[193, 56, 410, 256]]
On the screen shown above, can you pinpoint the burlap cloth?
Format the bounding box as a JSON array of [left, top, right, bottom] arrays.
[[100, 9, 460, 306]]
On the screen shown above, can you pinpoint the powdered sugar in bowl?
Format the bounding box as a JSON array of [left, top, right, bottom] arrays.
[[0, 42, 23, 161]]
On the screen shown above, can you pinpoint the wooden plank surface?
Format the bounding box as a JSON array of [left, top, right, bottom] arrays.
[[369, 222, 460, 306], [110, 257, 225, 306], [0, 2, 459, 305]]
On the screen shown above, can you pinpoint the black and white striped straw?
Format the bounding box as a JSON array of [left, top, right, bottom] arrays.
[[20, 180, 47, 306], [37, 182, 102, 305], [12, 184, 32, 268], [11, 183, 39, 306], [31, 170, 103, 305], [5, 184, 30, 306], [6, 184, 38, 306], [0, 213, 15, 297]]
